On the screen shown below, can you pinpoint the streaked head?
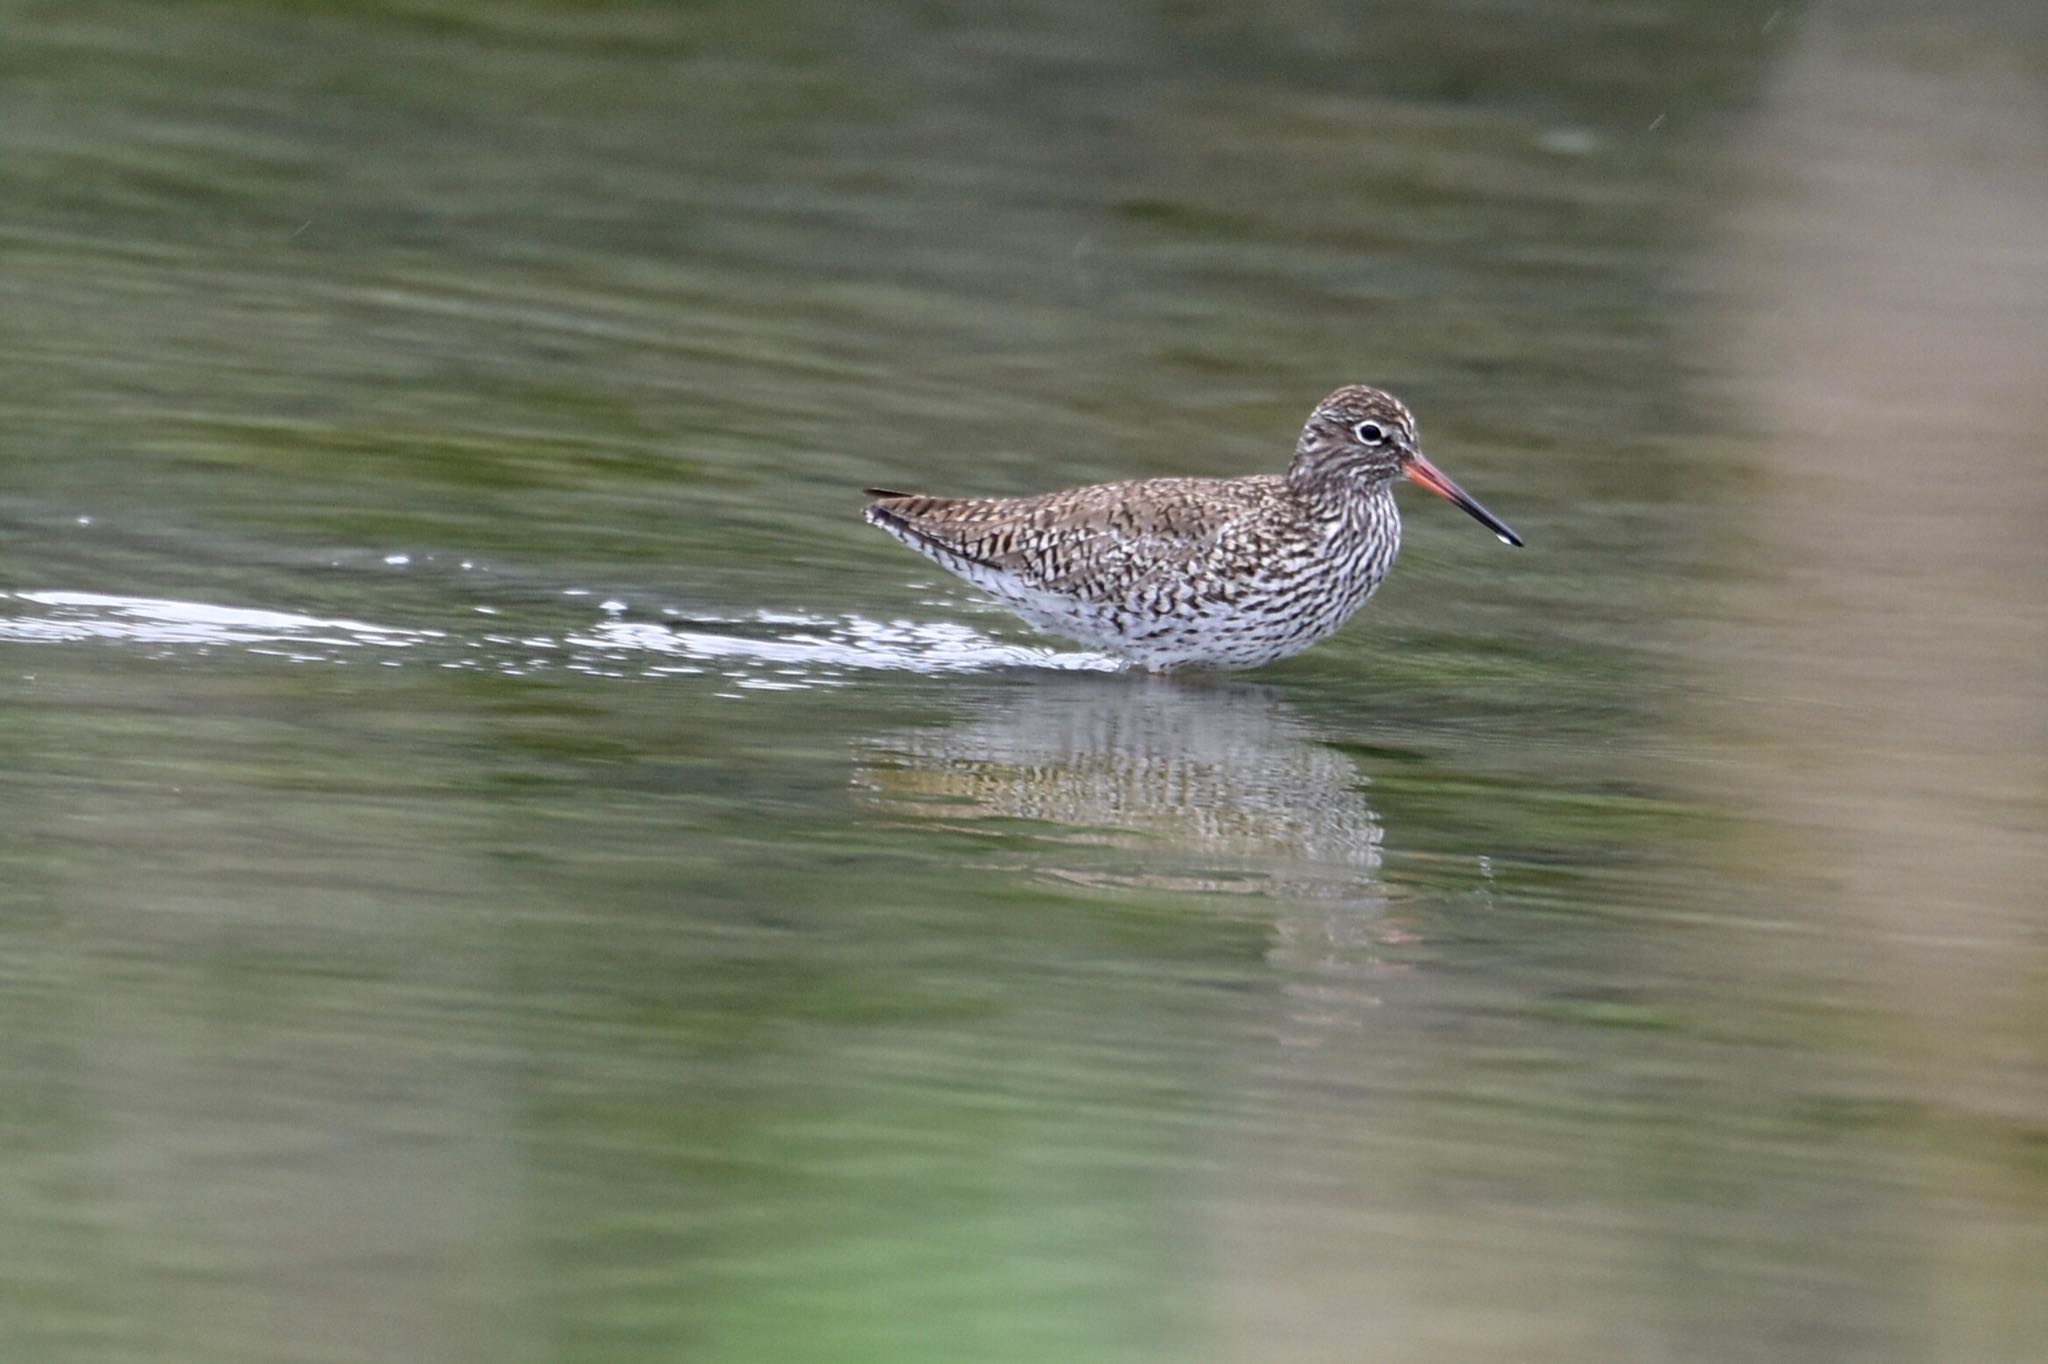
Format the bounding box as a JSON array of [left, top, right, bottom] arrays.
[[1290, 385, 1524, 547]]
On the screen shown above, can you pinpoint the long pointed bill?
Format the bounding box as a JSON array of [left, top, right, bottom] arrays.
[[1403, 451, 1525, 547]]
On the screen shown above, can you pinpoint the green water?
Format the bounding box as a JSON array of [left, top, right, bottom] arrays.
[[4, 3, 2045, 1362]]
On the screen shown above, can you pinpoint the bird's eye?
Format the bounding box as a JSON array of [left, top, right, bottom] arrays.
[[1353, 421, 1386, 446]]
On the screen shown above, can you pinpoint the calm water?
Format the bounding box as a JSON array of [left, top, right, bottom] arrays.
[[3, 3, 2045, 1362]]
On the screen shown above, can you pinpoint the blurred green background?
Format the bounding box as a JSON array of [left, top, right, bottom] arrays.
[[2, 2, 2044, 1361]]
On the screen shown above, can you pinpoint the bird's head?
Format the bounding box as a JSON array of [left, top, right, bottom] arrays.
[[1289, 385, 1524, 547]]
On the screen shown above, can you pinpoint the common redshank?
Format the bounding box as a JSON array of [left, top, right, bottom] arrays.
[[863, 385, 1522, 671]]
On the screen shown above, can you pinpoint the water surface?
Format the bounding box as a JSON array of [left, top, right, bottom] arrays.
[[3, 3, 2045, 1362]]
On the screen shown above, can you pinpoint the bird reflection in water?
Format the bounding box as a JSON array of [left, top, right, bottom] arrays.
[[855, 676, 1411, 1033]]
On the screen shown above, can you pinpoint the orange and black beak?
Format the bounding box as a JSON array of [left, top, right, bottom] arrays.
[[1402, 451, 1524, 547]]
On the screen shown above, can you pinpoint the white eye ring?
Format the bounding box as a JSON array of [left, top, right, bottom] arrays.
[[1353, 421, 1387, 446]]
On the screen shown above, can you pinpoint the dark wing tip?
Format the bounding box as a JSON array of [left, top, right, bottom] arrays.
[[860, 496, 1002, 572], [863, 487, 913, 500]]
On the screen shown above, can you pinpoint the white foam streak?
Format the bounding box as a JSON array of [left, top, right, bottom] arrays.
[[1, 591, 1121, 690], [2, 591, 428, 650], [571, 612, 1123, 680]]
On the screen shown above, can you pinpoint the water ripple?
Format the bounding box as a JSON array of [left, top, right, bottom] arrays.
[[0, 590, 434, 661], [571, 612, 1122, 688], [0, 590, 1121, 687]]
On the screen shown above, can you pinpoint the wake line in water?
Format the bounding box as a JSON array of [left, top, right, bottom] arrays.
[[0, 591, 436, 657], [0, 590, 1121, 688], [575, 615, 1121, 687]]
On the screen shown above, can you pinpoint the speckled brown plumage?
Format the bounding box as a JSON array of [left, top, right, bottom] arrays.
[[863, 385, 1523, 671]]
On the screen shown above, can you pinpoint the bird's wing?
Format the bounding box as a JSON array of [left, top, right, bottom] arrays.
[[865, 478, 1274, 597]]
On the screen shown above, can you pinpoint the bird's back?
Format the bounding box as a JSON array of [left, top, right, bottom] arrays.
[[863, 475, 1288, 603]]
